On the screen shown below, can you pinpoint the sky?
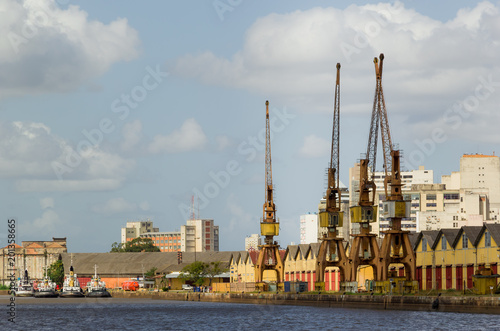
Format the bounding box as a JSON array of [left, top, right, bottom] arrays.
[[1, 0, 499, 253]]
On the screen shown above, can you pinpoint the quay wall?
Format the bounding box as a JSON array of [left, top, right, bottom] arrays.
[[110, 291, 500, 314]]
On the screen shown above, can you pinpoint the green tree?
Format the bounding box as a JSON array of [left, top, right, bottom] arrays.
[[110, 242, 123, 252], [179, 261, 208, 286], [110, 238, 160, 253], [47, 259, 64, 287], [206, 261, 229, 285], [145, 267, 158, 279]]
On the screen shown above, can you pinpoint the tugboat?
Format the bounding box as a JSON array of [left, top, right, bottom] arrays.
[[34, 266, 59, 298], [14, 269, 34, 297], [85, 264, 111, 298], [60, 260, 84, 298]]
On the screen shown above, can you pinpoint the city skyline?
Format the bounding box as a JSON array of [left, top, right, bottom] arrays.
[[1, 1, 499, 253]]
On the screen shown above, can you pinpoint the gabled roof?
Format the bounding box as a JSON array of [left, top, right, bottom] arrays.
[[248, 250, 259, 265], [285, 245, 299, 261], [45, 242, 65, 249], [2, 243, 22, 249], [407, 232, 419, 251], [440, 229, 461, 248], [25, 242, 43, 249], [462, 226, 483, 246], [309, 243, 321, 259], [240, 251, 250, 264], [484, 223, 500, 247], [298, 244, 310, 259], [420, 230, 440, 249]]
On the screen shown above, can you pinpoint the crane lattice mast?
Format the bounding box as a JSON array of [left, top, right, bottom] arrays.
[[255, 100, 284, 288]]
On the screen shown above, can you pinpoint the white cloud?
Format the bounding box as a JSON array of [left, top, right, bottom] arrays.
[[20, 197, 63, 237], [148, 118, 208, 153], [91, 197, 137, 214], [139, 201, 150, 211], [40, 197, 54, 209], [298, 134, 330, 158], [174, 2, 500, 144], [0, 121, 135, 192], [121, 120, 143, 152], [215, 135, 231, 151], [0, 0, 140, 98]]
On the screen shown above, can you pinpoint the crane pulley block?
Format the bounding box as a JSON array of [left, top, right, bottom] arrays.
[[260, 222, 279, 236], [380, 200, 410, 218], [350, 206, 378, 223], [319, 211, 344, 228]]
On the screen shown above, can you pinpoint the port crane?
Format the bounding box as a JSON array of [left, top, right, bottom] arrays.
[[347, 57, 385, 283], [373, 54, 415, 281], [315, 63, 350, 291], [255, 100, 284, 289]]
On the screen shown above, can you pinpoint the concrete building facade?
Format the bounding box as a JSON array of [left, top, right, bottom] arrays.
[[244, 234, 261, 251], [1, 238, 67, 285], [299, 213, 318, 244], [181, 219, 219, 253], [140, 231, 181, 252], [121, 220, 159, 243]]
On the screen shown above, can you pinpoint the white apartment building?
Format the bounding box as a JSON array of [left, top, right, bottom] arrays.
[[121, 220, 159, 243], [245, 234, 261, 251], [300, 213, 318, 244], [417, 154, 500, 231], [180, 219, 219, 253]]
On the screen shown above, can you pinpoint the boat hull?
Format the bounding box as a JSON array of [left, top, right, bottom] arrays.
[[85, 290, 112, 298], [60, 291, 84, 298], [34, 290, 59, 298], [14, 291, 34, 297]]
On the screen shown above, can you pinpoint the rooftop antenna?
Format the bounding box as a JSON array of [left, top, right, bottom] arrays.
[[190, 195, 195, 220]]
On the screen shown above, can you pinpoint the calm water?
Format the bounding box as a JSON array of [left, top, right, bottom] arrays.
[[2, 297, 499, 331]]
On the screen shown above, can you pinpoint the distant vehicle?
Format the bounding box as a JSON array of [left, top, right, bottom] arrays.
[[122, 281, 139, 291], [182, 284, 193, 291]]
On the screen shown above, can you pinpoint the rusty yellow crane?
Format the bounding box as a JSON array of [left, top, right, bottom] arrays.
[[255, 100, 284, 290], [373, 54, 416, 282], [314, 63, 350, 291]]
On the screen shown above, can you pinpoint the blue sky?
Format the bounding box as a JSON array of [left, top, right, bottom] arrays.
[[1, 0, 499, 252]]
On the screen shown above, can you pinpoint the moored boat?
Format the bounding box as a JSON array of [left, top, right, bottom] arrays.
[[85, 264, 111, 298], [14, 269, 34, 297], [34, 266, 59, 298], [60, 264, 84, 298]]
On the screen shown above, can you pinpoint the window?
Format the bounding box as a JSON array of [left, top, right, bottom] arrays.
[[444, 193, 459, 200], [485, 232, 491, 247], [422, 238, 427, 252], [462, 234, 468, 249], [441, 237, 447, 250], [426, 203, 437, 207], [426, 194, 437, 200]]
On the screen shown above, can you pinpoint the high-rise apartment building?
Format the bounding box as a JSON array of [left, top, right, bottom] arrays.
[[300, 213, 318, 244], [245, 234, 261, 251], [180, 219, 219, 253], [121, 220, 159, 243]]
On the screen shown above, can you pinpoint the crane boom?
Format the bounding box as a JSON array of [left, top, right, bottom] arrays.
[[326, 63, 341, 214], [255, 100, 283, 287]]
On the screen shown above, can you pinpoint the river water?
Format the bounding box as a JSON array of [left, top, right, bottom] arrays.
[[2, 297, 499, 330]]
